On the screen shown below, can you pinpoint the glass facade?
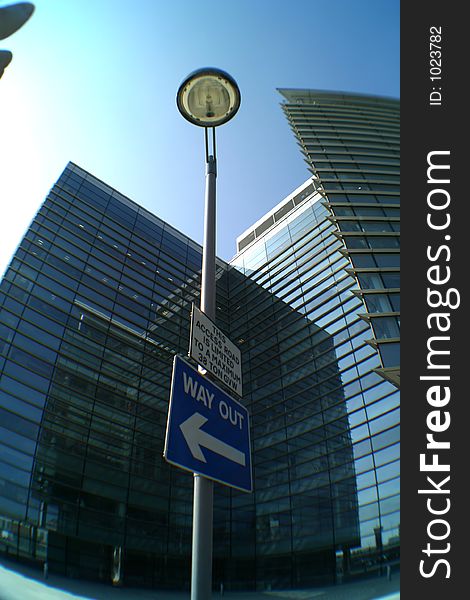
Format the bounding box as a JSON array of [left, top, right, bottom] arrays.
[[0, 163, 212, 587], [277, 90, 400, 387], [0, 90, 399, 592], [231, 178, 399, 588]]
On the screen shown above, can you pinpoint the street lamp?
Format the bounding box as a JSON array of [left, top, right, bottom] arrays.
[[177, 67, 241, 128], [177, 67, 240, 600]]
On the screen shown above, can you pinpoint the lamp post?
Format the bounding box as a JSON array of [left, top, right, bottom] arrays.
[[177, 67, 241, 600]]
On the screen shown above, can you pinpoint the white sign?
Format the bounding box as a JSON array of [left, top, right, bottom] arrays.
[[189, 305, 243, 397]]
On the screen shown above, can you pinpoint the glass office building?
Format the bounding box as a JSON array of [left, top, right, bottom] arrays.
[[278, 90, 400, 387], [0, 90, 399, 591]]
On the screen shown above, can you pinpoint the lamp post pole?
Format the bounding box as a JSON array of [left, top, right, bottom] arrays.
[[177, 67, 240, 600], [201, 129, 217, 320], [192, 132, 216, 600]]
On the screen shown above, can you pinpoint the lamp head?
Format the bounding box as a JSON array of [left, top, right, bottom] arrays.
[[177, 67, 241, 127]]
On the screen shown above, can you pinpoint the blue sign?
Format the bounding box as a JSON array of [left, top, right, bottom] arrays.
[[164, 355, 252, 493]]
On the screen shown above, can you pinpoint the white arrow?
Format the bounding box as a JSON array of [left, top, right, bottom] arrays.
[[179, 412, 246, 466]]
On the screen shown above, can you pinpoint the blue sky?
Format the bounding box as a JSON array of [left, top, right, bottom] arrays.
[[0, 0, 399, 277]]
